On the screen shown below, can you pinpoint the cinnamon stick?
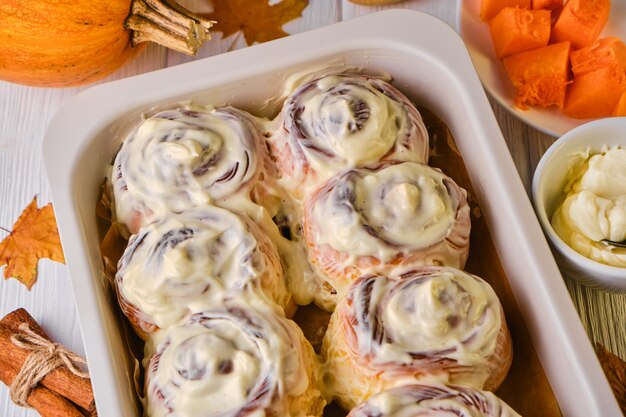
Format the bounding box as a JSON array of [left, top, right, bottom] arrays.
[[0, 366, 84, 417], [0, 309, 95, 412]]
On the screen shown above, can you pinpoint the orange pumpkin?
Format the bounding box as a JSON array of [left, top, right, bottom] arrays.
[[480, 0, 531, 21], [0, 0, 212, 87], [550, 0, 611, 50], [614, 90, 626, 116], [503, 41, 571, 110], [489, 7, 551, 59]]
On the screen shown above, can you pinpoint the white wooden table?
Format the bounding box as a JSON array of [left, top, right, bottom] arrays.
[[1, 1, 624, 415]]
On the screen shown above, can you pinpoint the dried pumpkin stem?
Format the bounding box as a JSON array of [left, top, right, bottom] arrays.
[[125, 0, 214, 55]]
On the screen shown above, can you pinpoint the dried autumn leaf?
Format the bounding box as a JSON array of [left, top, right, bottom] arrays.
[[0, 197, 65, 289], [205, 0, 308, 45], [595, 343, 626, 414]]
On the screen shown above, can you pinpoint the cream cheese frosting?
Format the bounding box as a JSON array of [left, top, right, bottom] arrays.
[[111, 106, 263, 234], [346, 384, 522, 417], [144, 306, 324, 417], [268, 73, 429, 198], [296, 75, 418, 168], [552, 146, 626, 267], [348, 269, 502, 376], [115, 206, 289, 332], [312, 163, 458, 259], [321, 267, 512, 410], [304, 161, 471, 309]]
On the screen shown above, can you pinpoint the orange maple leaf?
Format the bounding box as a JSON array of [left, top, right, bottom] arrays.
[[0, 197, 65, 290], [205, 0, 308, 45]]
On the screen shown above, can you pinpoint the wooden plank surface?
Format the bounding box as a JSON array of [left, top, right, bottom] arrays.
[[0, 1, 624, 416]]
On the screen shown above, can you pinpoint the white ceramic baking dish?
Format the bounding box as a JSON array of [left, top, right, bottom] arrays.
[[42, 10, 621, 417]]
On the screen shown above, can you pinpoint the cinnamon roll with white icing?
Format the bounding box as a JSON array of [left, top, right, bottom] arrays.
[[144, 306, 325, 417], [268, 74, 429, 199], [111, 105, 268, 235], [115, 206, 290, 339], [322, 268, 513, 410], [347, 384, 521, 417], [303, 161, 471, 310]]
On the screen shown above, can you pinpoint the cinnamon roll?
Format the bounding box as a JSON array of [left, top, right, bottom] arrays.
[[268, 74, 429, 198], [111, 105, 268, 235], [347, 384, 521, 417], [115, 206, 290, 339], [144, 306, 325, 417], [303, 161, 471, 310], [322, 267, 513, 410]]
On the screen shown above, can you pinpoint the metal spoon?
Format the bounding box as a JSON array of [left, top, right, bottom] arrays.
[[600, 239, 626, 249]]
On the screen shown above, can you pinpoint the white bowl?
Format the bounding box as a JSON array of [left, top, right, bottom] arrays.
[[532, 117, 626, 290], [457, 0, 626, 137], [43, 10, 621, 417]]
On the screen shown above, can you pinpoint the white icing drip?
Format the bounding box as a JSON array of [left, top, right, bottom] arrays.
[[112, 106, 260, 233], [552, 146, 626, 267], [311, 163, 458, 260], [219, 193, 322, 308], [116, 206, 289, 329]]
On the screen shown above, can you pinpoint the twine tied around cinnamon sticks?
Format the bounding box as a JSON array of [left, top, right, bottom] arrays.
[[0, 308, 96, 417], [9, 323, 89, 408]]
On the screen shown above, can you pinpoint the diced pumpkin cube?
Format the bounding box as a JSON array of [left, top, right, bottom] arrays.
[[532, 0, 562, 12], [503, 41, 571, 109], [570, 37, 626, 76], [564, 66, 626, 118], [612, 90, 626, 116], [481, 0, 531, 21], [489, 7, 551, 58], [551, 0, 611, 49]]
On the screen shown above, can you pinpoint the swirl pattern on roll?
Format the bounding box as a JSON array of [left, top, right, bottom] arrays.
[[322, 267, 512, 410], [145, 306, 325, 417], [115, 206, 290, 338], [347, 384, 521, 417], [303, 161, 470, 309], [112, 106, 265, 234], [269, 74, 429, 197]]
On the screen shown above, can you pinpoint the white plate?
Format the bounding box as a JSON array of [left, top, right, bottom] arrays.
[[457, 0, 626, 137]]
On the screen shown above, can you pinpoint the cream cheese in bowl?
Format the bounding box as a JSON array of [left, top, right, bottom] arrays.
[[551, 147, 626, 267], [532, 117, 626, 291]]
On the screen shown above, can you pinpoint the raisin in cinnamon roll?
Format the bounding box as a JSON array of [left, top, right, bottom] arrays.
[[115, 206, 291, 339], [268, 74, 429, 199], [112, 105, 268, 235], [347, 384, 521, 417], [144, 306, 325, 417], [321, 268, 513, 410], [303, 161, 470, 310]]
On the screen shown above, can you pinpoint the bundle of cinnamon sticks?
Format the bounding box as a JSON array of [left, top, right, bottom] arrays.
[[0, 309, 96, 417]]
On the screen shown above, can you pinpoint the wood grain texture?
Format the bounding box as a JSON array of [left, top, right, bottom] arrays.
[[0, 43, 166, 417], [0, 1, 624, 416]]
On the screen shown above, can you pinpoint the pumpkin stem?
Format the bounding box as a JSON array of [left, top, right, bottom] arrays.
[[125, 0, 214, 55]]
